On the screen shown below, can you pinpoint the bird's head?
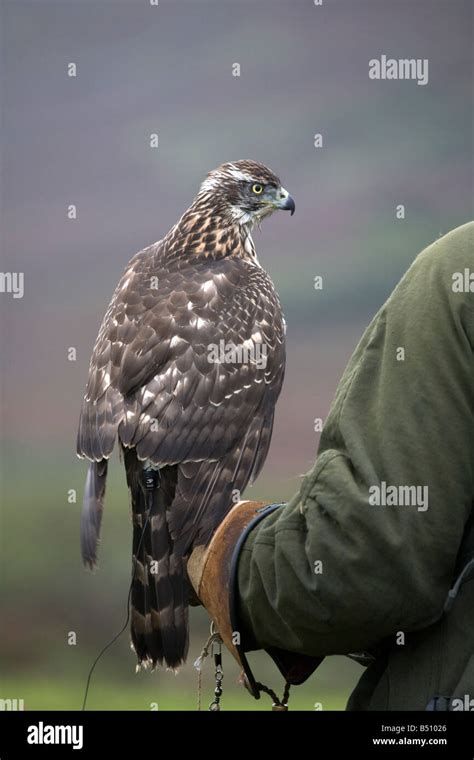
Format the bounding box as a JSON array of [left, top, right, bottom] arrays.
[[197, 160, 295, 227]]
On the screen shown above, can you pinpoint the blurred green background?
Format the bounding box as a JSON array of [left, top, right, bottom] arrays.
[[1, 0, 472, 710]]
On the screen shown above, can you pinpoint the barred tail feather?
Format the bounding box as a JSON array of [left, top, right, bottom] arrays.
[[126, 451, 189, 669]]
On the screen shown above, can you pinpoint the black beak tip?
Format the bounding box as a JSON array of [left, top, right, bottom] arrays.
[[286, 195, 296, 216]]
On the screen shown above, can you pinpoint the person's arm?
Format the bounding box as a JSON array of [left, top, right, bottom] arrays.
[[189, 223, 474, 663]]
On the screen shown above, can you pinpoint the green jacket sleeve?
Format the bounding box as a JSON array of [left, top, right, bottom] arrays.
[[237, 222, 474, 656]]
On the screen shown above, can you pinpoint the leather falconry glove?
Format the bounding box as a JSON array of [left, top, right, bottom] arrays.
[[187, 500, 323, 706]]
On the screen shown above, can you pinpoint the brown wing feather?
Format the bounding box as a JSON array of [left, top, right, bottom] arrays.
[[78, 246, 284, 457]]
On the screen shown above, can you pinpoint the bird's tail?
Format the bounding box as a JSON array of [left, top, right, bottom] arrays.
[[81, 459, 108, 569], [125, 451, 189, 670]]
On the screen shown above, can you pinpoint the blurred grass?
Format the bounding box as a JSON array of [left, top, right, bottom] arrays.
[[1, 651, 360, 711], [0, 676, 349, 712]]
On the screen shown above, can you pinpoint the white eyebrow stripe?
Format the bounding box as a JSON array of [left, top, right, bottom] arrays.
[[227, 167, 252, 182], [200, 166, 255, 194], [199, 175, 220, 193]]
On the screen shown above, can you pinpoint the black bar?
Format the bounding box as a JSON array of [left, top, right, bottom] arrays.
[[0, 711, 473, 757]]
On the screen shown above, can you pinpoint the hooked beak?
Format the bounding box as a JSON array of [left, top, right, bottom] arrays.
[[276, 187, 295, 215]]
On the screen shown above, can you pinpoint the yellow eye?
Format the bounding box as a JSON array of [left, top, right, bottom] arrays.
[[252, 183, 264, 195]]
